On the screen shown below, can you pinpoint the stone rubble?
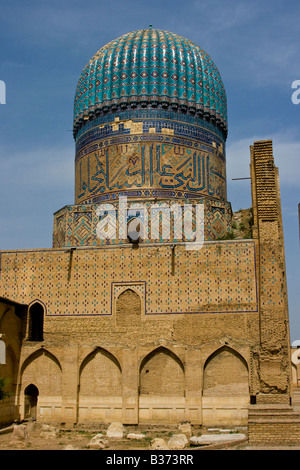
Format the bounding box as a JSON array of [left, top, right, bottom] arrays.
[[168, 433, 188, 450], [190, 433, 246, 446], [106, 422, 125, 439]]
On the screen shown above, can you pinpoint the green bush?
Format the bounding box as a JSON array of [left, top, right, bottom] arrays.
[[0, 377, 10, 401]]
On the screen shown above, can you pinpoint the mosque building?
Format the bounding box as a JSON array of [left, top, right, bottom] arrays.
[[0, 27, 299, 445]]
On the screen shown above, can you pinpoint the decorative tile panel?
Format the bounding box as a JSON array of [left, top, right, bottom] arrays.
[[0, 240, 258, 317]]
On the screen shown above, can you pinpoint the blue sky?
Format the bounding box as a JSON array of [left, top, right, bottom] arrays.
[[0, 0, 299, 340]]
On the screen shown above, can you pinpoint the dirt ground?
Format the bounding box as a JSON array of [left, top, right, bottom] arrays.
[[3, 421, 300, 451], [0, 422, 249, 451]]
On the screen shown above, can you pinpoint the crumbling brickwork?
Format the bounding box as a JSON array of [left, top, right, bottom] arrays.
[[250, 140, 291, 400], [247, 140, 300, 444]]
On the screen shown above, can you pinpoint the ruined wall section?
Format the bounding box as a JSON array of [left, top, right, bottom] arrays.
[[250, 140, 291, 401]]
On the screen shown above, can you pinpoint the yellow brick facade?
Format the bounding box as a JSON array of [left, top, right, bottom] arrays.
[[0, 132, 298, 449], [0, 239, 259, 426]]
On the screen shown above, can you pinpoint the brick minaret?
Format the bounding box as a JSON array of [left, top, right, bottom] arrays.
[[248, 140, 300, 444]]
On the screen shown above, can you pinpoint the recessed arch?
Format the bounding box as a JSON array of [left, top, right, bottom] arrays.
[[20, 348, 62, 379], [20, 347, 62, 421], [203, 345, 248, 369], [2, 345, 17, 392], [139, 346, 184, 372], [127, 216, 145, 242], [116, 288, 141, 326], [203, 345, 249, 397], [0, 307, 12, 330], [28, 299, 47, 311], [139, 346, 185, 396], [79, 346, 122, 376], [78, 347, 123, 423], [202, 345, 250, 425], [0, 307, 23, 349], [79, 347, 122, 397]]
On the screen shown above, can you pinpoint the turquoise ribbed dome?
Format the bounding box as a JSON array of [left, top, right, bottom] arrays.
[[73, 28, 227, 137]]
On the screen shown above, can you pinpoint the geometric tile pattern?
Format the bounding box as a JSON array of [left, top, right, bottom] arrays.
[[73, 28, 227, 138], [53, 199, 232, 247], [0, 240, 258, 316]]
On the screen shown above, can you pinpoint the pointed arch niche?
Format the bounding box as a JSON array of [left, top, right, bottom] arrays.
[[202, 346, 249, 426], [20, 348, 62, 422], [112, 282, 145, 325], [78, 347, 122, 423], [138, 347, 185, 423]]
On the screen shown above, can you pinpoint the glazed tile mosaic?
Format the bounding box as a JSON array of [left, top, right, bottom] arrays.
[[73, 28, 227, 138], [0, 240, 257, 317]]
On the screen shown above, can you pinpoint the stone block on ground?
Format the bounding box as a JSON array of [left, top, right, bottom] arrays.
[[10, 424, 31, 447], [39, 424, 60, 439], [178, 421, 192, 437], [150, 438, 169, 450], [127, 433, 146, 440], [87, 433, 109, 449], [190, 433, 246, 446], [106, 422, 124, 439], [168, 433, 188, 449]]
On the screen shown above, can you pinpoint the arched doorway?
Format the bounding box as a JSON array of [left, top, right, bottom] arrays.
[[24, 384, 39, 419]]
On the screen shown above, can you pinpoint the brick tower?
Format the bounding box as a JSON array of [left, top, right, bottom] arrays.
[[248, 140, 300, 445]]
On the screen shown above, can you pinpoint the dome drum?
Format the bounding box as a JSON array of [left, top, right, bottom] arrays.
[[71, 28, 230, 243], [74, 108, 227, 206]]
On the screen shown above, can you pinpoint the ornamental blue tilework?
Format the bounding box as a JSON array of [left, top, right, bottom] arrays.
[[0, 241, 258, 317], [73, 29, 227, 137]]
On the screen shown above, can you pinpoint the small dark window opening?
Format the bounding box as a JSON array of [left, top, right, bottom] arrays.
[[250, 395, 256, 405], [28, 303, 44, 341]]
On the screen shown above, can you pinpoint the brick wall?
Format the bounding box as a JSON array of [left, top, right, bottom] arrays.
[[203, 347, 249, 397], [140, 348, 184, 396]]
